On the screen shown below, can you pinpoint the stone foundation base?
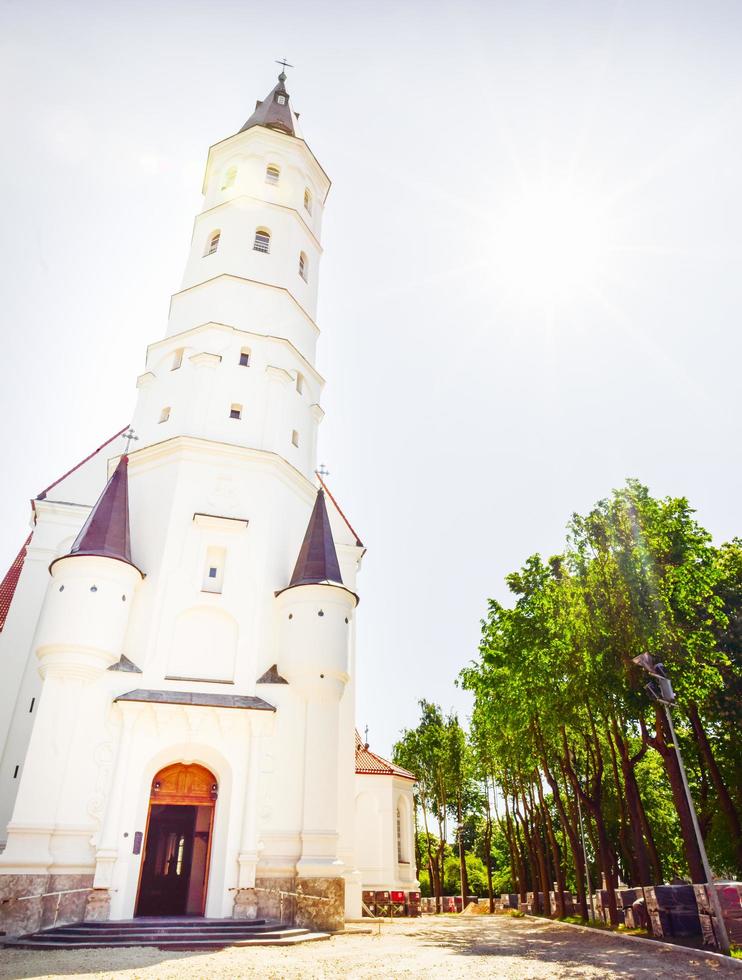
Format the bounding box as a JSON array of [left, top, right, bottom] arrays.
[[232, 888, 258, 920], [0, 873, 94, 937], [84, 888, 111, 922], [296, 876, 345, 933], [254, 876, 297, 925]]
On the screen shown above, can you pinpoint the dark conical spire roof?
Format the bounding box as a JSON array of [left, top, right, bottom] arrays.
[[240, 72, 297, 137], [64, 455, 141, 573], [289, 489, 343, 587]]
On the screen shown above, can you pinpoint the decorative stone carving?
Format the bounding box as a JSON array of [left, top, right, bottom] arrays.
[[87, 740, 114, 822]]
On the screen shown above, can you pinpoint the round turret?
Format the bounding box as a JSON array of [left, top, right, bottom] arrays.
[[34, 453, 143, 679], [35, 554, 142, 678], [275, 487, 358, 701], [276, 582, 356, 701]]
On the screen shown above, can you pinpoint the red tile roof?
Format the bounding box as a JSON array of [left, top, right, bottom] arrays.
[[1, 426, 128, 634], [316, 472, 364, 549], [355, 730, 415, 780], [0, 534, 32, 633], [37, 426, 128, 500]]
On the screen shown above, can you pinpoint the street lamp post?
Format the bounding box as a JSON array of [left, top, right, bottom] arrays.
[[632, 653, 731, 957]]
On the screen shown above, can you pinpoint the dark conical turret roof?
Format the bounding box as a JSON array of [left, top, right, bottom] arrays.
[[289, 489, 343, 587], [240, 71, 297, 137], [62, 455, 141, 574]]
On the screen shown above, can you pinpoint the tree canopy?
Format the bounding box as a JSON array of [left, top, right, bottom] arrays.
[[394, 481, 741, 919]]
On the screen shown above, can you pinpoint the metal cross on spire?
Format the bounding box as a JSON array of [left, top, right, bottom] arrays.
[[122, 427, 139, 454], [317, 464, 330, 479], [275, 58, 294, 74], [364, 724, 369, 746]]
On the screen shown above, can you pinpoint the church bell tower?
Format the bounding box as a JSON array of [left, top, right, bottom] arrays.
[[0, 69, 365, 934]]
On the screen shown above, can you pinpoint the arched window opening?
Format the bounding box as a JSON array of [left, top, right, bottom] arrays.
[[291, 429, 300, 448], [397, 805, 404, 862], [171, 349, 184, 371], [204, 230, 220, 256], [221, 166, 237, 190], [254, 228, 271, 254], [159, 406, 171, 424], [304, 188, 312, 214], [298, 251, 308, 281], [296, 372, 304, 395], [265, 165, 280, 186]]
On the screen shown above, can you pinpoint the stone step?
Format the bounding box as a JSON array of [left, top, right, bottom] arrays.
[[66, 918, 269, 929], [22, 929, 304, 942], [7, 930, 330, 950], [3, 918, 332, 951], [45, 923, 274, 935]]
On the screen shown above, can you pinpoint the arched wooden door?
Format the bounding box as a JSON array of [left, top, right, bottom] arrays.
[[135, 763, 217, 917]]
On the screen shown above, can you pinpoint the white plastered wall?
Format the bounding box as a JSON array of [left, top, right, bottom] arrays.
[[354, 774, 418, 892], [0, 438, 121, 848]]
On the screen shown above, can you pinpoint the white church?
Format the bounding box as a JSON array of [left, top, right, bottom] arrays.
[[0, 70, 417, 938]]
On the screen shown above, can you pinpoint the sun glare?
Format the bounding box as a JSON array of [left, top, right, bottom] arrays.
[[492, 180, 610, 312]]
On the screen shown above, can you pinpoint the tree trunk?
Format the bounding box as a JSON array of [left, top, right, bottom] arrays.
[[536, 776, 565, 917], [525, 781, 550, 914], [606, 725, 640, 885], [483, 777, 494, 913], [561, 726, 619, 925], [457, 792, 469, 906], [687, 702, 742, 869], [504, 790, 526, 899], [611, 719, 662, 884], [413, 798, 422, 882], [646, 708, 705, 882], [552, 762, 588, 919], [419, 790, 440, 909], [514, 790, 537, 902]]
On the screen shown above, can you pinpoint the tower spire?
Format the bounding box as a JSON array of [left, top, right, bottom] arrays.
[[240, 69, 298, 137], [57, 455, 140, 573], [288, 489, 343, 588]]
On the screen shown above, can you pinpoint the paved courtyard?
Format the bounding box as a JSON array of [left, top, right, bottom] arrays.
[[1, 915, 739, 979]]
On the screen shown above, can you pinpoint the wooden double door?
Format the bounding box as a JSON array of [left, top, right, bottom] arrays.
[[135, 763, 216, 917]]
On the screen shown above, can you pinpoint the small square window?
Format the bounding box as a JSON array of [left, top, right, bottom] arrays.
[[291, 430, 300, 448], [202, 546, 225, 593], [230, 404, 242, 420], [159, 407, 171, 423], [239, 350, 250, 367]]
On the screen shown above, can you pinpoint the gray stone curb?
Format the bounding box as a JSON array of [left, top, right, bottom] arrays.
[[524, 914, 742, 969]]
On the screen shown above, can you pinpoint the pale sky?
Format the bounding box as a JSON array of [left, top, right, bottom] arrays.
[[1, 0, 740, 758]]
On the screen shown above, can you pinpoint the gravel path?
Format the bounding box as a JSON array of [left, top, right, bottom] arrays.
[[1, 916, 739, 979]]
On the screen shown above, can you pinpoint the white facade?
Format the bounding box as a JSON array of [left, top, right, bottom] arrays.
[[0, 74, 416, 934]]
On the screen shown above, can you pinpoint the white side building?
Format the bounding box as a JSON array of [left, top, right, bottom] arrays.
[[0, 70, 417, 936]]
